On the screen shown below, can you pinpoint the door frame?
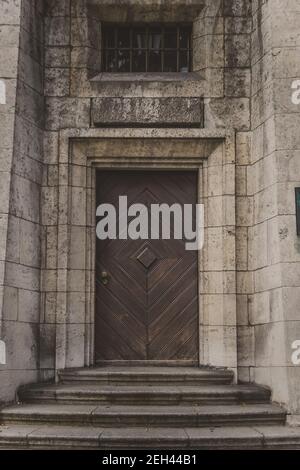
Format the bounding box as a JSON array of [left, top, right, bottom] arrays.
[[47, 128, 237, 379]]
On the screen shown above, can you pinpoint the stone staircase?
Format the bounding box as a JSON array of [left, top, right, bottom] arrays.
[[0, 366, 300, 449]]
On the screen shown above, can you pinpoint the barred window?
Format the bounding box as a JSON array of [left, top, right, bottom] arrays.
[[102, 24, 192, 73]]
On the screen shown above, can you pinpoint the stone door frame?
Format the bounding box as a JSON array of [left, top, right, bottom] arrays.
[[50, 128, 237, 378]]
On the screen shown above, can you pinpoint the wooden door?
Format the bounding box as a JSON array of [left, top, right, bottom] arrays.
[[95, 171, 199, 364]]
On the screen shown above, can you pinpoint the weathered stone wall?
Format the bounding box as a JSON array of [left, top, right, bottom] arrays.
[[0, 1, 20, 340], [249, 0, 300, 422], [232, 0, 300, 421], [0, 0, 44, 403], [1, 0, 300, 420]]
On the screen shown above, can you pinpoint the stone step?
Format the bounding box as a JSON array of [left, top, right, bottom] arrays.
[[1, 424, 300, 450], [58, 366, 234, 386], [18, 383, 271, 406], [0, 403, 286, 428]]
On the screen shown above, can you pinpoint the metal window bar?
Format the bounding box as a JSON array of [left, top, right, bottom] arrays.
[[102, 24, 192, 73]]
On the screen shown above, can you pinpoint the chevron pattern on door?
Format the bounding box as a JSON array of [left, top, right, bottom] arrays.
[[95, 171, 199, 363]]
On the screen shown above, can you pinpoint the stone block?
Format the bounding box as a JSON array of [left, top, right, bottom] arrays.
[[248, 222, 268, 270], [45, 97, 90, 130], [41, 186, 58, 226], [10, 174, 40, 224], [43, 131, 59, 164], [237, 271, 253, 295], [0, 370, 38, 404], [45, 17, 70, 46], [0, 47, 19, 77], [12, 151, 43, 186], [70, 226, 86, 270], [71, 17, 100, 48], [19, 27, 43, 64], [276, 150, 300, 183], [91, 97, 204, 127], [253, 184, 277, 224], [2, 286, 18, 321], [207, 98, 250, 131], [251, 81, 274, 129], [281, 263, 300, 288], [223, 0, 252, 17], [18, 51, 43, 94], [71, 187, 86, 226], [0, 25, 20, 47], [14, 115, 43, 161], [0, 114, 15, 150], [0, 0, 21, 25], [201, 325, 237, 369], [45, 46, 70, 68], [45, 0, 70, 17], [236, 226, 248, 270], [68, 270, 86, 292], [21, 0, 43, 42], [18, 289, 40, 323], [16, 81, 44, 127], [45, 68, 70, 97], [251, 16, 272, 65], [225, 69, 251, 97], [280, 287, 300, 322], [67, 292, 86, 324], [0, 148, 13, 173], [251, 125, 263, 164], [254, 264, 281, 292], [273, 46, 300, 79], [255, 322, 292, 368], [237, 326, 255, 367], [225, 34, 251, 68], [193, 16, 224, 38], [236, 131, 252, 165], [225, 17, 252, 34], [271, 11, 300, 48], [19, 219, 40, 268], [39, 324, 56, 370], [249, 291, 270, 326], [236, 196, 253, 227], [65, 323, 85, 368], [6, 215, 20, 264], [0, 172, 11, 214], [251, 52, 273, 96], [236, 166, 247, 196], [203, 294, 236, 326], [193, 35, 224, 70], [0, 214, 8, 261], [5, 262, 40, 292], [1, 320, 39, 370], [236, 294, 249, 326]]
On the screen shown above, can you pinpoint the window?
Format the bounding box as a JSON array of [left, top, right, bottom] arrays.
[[102, 24, 192, 73]]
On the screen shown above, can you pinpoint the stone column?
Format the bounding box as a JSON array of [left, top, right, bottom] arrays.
[[0, 0, 21, 361], [250, 0, 300, 423]]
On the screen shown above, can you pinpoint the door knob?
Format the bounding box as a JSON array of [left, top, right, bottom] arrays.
[[100, 271, 109, 285]]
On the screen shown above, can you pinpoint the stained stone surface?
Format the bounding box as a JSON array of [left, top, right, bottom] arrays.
[[0, 0, 299, 427]]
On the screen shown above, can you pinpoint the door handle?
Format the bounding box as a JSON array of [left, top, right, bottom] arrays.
[[100, 271, 109, 285]]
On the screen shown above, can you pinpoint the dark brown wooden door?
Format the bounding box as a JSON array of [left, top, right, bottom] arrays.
[[95, 171, 199, 364]]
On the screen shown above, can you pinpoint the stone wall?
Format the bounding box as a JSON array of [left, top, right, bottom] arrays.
[[1, 0, 300, 420], [249, 0, 300, 422], [0, 0, 45, 403]]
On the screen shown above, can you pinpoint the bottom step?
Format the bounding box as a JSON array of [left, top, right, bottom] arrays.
[[1, 424, 300, 449]]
